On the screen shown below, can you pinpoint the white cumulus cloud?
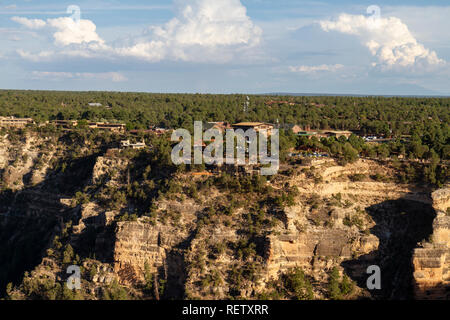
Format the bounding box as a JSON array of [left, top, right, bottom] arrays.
[[319, 13, 445, 69], [12, 16, 104, 46], [11, 16, 46, 29], [290, 64, 344, 73], [11, 0, 262, 64], [47, 18, 105, 46], [159, 0, 261, 47], [117, 0, 262, 62], [17, 49, 55, 61]]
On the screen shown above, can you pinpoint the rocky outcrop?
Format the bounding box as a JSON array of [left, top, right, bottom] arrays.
[[114, 221, 169, 285], [0, 134, 50, 190], [412, 187, 450, 300], [113, 199, 199, 288], [265, 209, 379, 285], [72, 203, 116, 235], [432, 188, 450, 213], [91, 155, 129, 185]]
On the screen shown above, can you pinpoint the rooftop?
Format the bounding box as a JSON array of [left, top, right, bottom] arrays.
[[233, 122, 272, 127], [0, 116, 33, 121]]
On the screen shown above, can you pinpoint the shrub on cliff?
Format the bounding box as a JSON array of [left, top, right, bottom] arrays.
[[282, 267, 314, 300], [143, 262, 154, 296], [328, 267, 342, 300], [328, 267, 354, 300], [349, 174, 366, 182], [62, 244, 74, 264], [102, 280, 129, 300]]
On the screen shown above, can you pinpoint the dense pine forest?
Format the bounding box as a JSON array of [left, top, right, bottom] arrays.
[[0, 90, 448, 186], [0, 90, 448, 135]]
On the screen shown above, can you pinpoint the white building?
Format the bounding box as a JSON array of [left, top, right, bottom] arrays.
[[120, 140, 146, 149]]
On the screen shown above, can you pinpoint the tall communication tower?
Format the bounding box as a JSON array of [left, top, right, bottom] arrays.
[[243, 96, 250, 113]]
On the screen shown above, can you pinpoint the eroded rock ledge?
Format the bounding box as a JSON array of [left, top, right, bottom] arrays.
[[412, 187, 450, 300]]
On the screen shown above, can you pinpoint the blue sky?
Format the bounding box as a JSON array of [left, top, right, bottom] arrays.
[[1, 0, 449, 95]]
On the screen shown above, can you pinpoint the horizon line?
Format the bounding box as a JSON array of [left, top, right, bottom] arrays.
[[0, 88, 449, 98]]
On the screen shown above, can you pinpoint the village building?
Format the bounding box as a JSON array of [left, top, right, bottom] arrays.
[[290, 125, 303, 134], [297, 130, 355, 140], [323, 130, 353, 139], [0, 116, 34, 127], [89, 122, 126, 133], [298, 131, 319, 139], [129, 127, 170, 136], [308, 103, 326, 108], [205, 122, 232, 133], [51, 120, 125, 132], [232, 122, 274, 136], [120, 140, 146, 149], [279, 124, 307, 134], [265, 100, 296, 106], [297, 130, 331, 139], [51, 120, 78, 129]]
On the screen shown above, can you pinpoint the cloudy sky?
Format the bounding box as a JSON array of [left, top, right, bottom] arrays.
[[1, 0, 449, 95]]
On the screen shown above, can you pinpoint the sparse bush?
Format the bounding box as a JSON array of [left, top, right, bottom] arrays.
[[282, 267, 314, 300], [328, 267, 354, 300], [62, 244, 74, 264], [349, 174, 366, 182]]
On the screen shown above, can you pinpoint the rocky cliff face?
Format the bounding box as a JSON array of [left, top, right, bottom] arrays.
[[0, 131, 116, 298], [2, 133, 447, 300], [108, 159, 441, 299], [112, 198, 200, 298], [412, 187, 450, 300], [114, 221, 188, 289], [264, 201, 379, 290], [0, 133, 53, 190], [266, 228, 379, 279], [262, 161, 437, 299]]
